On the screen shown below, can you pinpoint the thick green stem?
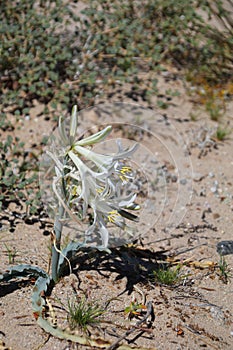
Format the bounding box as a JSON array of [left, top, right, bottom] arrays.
[[51, 205, 64, 283]]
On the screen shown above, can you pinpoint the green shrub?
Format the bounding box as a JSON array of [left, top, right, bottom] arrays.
[[0, 135, 41, 216], [78, 0, 233, 83], [0, 0, 79, 114], [1, 0, 232, 121]]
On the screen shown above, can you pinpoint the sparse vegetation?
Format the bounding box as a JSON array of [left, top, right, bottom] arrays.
[[4, 244, 18, 264], [0, 1, 233, 348], [218, 255, 231, 283], [0, 0, 232, 124], [0, 0, 80, 118], [67, 296, 104, 331], [124, 300, 147, 320], [205, 99, 223, 121], [152, 264, 181, 286], [215, 126, 231, 141], [0, 135, 41, 216], [0, 0, 232, 219]]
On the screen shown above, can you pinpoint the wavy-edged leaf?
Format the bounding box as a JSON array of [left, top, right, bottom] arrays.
[[36, 310, 155, 349], [0, 264, 48, 283], [57, 241, 86, 276], [31, 274, 52, 314], [38, 318, 156, 349]]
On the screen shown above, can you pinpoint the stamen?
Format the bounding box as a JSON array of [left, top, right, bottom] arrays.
[[117, 165, 133, 183], [96, 187, 104, 194], [120, 166, 132, 174], [107, 210, 120, 223]]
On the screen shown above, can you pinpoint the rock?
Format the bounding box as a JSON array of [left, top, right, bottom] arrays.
[[217, 240, 233, 255]]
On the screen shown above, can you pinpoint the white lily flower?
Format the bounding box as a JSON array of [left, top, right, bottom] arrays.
[[46, 106, 140, 248]]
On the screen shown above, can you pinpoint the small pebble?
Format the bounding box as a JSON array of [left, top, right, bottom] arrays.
[[193, 172, 203, 181], [217, 240, 233, 256], [211, 180, 219, 194], [200, 188, 206, 196], [171, 175, 178, 182], [208, 172, 215, 178], [180, 178, 187, 185]]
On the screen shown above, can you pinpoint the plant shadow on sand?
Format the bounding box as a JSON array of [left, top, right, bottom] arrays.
[[70, 245, 169, 294], [0, 279, 31, 298], [0, 244, 168, 298]]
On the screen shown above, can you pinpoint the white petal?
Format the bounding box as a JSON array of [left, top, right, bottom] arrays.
[[58, 115, 69, 145], [73, 145, 113, 170], [69, 105, 78, 144], [113, 143, 139, 160], [68, 150, 107, 178], [98, 221, 109, 248], [75, 125, 112, 146], [118, 193, 137, 207]]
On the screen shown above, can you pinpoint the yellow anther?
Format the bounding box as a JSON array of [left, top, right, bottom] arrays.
[[107, 210, 119, 223], [117, 166, 132, 183], [120, 166, 132, 175], [71, 186, 78, 196], [119, 175, 127, 182], [96, 187, 104, 194]]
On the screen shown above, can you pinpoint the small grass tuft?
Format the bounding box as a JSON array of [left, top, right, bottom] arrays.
[[218, 255, 231, 284], [205, 99, 223, 121], [215, 126, 231, 141], [152, 264, 181, 286], [67, 296, 104, 331], [4, 244, 18, 264]]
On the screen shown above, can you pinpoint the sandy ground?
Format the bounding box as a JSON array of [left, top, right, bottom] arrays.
[[0, 67, 233, 350]]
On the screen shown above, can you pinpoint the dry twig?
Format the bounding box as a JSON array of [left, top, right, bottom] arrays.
[[106, 301, 155, 350]]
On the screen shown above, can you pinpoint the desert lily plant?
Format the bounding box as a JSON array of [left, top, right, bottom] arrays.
[[45, 105, 140, 282], [0, 106, 145, 348]]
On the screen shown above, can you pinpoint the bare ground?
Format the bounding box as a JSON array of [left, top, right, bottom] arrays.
[[0, 70, 233, 350]]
